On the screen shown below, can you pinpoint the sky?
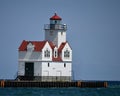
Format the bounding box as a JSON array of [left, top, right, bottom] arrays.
[[0, 0, 120, 81]]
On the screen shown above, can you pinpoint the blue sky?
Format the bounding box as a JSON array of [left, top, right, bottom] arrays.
[[0, 0, 120, 80]]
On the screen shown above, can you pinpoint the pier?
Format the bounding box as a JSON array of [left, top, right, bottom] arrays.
[[0, 80, 107, 88]]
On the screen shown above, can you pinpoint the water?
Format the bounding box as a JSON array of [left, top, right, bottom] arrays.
[[0, 81, 120, 96]]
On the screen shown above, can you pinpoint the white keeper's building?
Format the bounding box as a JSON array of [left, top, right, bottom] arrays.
[[17, 13, 72, 81]]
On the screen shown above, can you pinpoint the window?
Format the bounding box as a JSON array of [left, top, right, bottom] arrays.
[[55, 51, 57, 57], [44, 49, 50, 58], [55, 20, 57, 24], [64, 63, 66, 67], [64, 50, 70, 58], [54, 48, 58, 58], [48, 63, 50, 67]]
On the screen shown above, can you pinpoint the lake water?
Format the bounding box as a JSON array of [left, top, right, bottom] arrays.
[[0, 81, 120, 96]]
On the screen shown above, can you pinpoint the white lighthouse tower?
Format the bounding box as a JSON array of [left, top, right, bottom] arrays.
[[45, 13, 67, 47], [18, 13, 72, 81]]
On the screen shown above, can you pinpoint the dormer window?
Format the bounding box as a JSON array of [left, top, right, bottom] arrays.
[[44, 49, 50, 58], [27, 42, 34, 51], [64, 49, 70, 58]]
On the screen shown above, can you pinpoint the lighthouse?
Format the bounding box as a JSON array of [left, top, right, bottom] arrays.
[[18, 13, 72, 81], [45, 13, 67, 47]]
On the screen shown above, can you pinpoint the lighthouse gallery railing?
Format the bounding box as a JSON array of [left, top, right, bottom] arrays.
[[44, 24, 67, 30]]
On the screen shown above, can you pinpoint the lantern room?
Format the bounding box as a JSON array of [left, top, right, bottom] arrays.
[[44, 13, 67, 30]]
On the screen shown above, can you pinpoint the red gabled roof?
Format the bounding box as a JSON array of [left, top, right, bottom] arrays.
[[19, 40, 46, 52], [19, 40, 28, 51], [48, 41, 55, 49], [50, 13, 62, 20], [58, 42, 67, 53], [19, 40, 67, 62], [32, 41, 46, 51], [19, 40, 56, 52]]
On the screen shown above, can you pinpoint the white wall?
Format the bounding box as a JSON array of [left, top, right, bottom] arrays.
[[18, 61, 72, 77], [19, 51, 42, 61], [18, 61, 25, 76], [45, 30, 58, 46], [58, 31, 66, 47], [41, 62, 72, 76], [34, 62, 42, 76], [45, 30, 66, 47]]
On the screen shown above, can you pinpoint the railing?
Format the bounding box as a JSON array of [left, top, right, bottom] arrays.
[[44, 24, 67, 30]]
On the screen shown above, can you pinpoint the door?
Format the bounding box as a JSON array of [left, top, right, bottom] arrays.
[[25, 62, 34, 76]]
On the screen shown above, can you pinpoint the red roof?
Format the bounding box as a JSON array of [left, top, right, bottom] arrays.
[[58, 42, 67, 53], [19, 40, 67, 62], [18, 40, 28, 51], [32, 41, 46, 51], [19, 40, 47, 52], [50, 13, 62, 20], [49, 41, 55, 49], [19, 40, 56, 52]]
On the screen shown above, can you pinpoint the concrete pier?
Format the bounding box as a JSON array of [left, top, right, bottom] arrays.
[[0, 80, 107, 88]]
